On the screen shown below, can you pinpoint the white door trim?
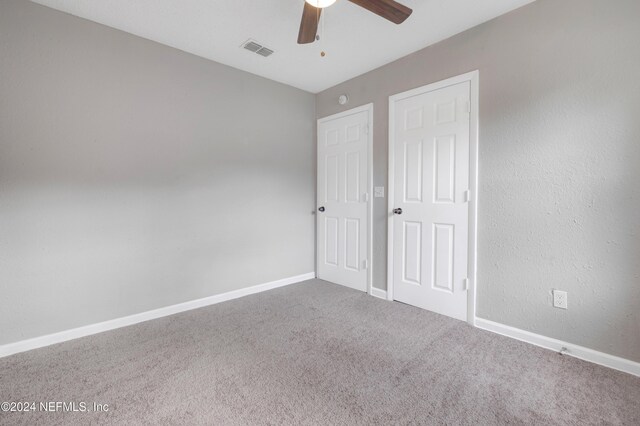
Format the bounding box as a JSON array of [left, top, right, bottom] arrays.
[[387, 71, 479, 325], [317, 103, 374, 296]]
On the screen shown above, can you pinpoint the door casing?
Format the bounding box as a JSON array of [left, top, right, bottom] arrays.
[[387, 71, 479, 325], [317, 103, 374, 296]]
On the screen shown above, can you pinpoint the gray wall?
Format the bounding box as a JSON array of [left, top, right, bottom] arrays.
[[0, 0, 315, 345], [317, 0, 640, 362]]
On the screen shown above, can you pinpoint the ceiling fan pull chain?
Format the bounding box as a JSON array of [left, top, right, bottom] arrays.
[[320, 5, 326, 57]]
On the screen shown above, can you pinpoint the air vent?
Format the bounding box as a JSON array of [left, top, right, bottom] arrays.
[[243, 41, 262, 53], [256, 47, 274, 57], [241, 39, 274, 57]]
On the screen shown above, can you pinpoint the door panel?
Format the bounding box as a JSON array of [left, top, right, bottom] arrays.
[[391, 81, 471, 321], [403, 221, 422, 285], [345, 151, 361, 203], [324, 217, 339, 266], [403, 140, 423, 202], [345, 218, 360, 272], [434, 135, 455, 203], [325, 155, 339, 202], [318, 109, 369, 292], [433, 223, 454, 292]]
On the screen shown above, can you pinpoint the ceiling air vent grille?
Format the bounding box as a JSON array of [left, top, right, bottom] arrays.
[[256, 47, 274, 57], [241, 39, 274, 57], [243, 41, 262, 52]]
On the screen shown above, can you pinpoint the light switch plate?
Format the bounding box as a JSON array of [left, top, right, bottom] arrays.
[[374, 186, 385, 198]]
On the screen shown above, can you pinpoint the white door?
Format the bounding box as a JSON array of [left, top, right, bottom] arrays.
[[390, 80, 471, 321], [317, 108, 369, 292]]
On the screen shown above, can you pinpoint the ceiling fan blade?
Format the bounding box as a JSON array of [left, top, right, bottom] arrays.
[[298, 3, 322, 44], [348, 0, 412, 24]]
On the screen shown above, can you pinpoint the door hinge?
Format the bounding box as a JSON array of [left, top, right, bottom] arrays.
[[363, 192, 369, 202], [363, 259, 369, 270], [463, 190, 471, 203], [466, 101, 471, 113], [462, 278, 469, 291]]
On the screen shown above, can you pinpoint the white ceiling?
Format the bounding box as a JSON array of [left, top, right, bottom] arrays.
[[32, 0, 535, 93]]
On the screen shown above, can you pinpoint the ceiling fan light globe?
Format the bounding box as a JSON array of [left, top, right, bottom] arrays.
[[305, 0, 337, 9]]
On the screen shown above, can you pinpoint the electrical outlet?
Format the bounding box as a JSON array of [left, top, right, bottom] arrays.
[[553, 290, 568, 309], [374, 186, 385, 198]]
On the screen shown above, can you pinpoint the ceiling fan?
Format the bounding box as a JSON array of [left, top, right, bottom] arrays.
[[298, 0, 413, 44]]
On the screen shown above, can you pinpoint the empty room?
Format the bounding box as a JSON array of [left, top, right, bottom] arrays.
[[1, 0, 639, 424]]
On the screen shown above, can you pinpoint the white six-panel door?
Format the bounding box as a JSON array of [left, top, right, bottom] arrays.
[[317, 107, 370, 292], [390, 79, 472, 321]]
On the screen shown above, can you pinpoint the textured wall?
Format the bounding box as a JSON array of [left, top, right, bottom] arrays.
[[316, 0, 640, 362], [0, 0, 315, 345]]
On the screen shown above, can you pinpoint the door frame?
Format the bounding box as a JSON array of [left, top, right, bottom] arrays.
[[317, 103, 374, 296], [387, 71, 479, 325]]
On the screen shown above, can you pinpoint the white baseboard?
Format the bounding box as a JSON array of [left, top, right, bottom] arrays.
[[475, 317, 640, 377], [369, 287, 388, 300], [0, 272, 316, 359]]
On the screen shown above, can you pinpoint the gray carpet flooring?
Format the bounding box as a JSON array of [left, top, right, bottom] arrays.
[[1, 279, 639, 425]]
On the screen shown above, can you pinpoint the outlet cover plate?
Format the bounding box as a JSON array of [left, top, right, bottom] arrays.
[[553, 290, 568, 309], [374, 186, 385, 198]]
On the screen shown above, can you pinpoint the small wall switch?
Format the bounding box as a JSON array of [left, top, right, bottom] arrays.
[[374, 187, 385, 198], [553, 290, 568, 309]]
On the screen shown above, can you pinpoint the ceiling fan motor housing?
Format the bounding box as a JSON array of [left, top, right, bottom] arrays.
[[298, 0, 413, 45]]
